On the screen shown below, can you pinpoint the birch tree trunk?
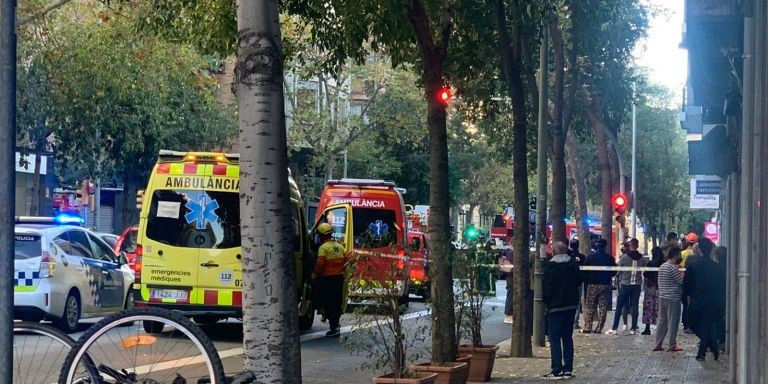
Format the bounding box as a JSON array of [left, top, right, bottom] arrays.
[[583, 94, 613, 255], [548, 19, 567, 244], [565, 134, 590, 255], [234, 1, 301, 381]]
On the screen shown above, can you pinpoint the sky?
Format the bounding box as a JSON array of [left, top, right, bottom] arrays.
[[634, 0, 687, 104]]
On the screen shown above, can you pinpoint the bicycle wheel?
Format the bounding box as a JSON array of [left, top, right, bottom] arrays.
[[13, 321, 75, 384], [59, 307, 226, 384]]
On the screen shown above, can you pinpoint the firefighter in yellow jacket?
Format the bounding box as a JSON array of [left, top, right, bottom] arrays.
[[312, 222, 347, 337]]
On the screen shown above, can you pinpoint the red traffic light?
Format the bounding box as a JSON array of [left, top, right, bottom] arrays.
[[612, 193, 627, 209], [438, 87, 451, 103]]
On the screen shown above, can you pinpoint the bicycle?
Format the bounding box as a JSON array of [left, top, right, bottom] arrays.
[[58, 307, 226, 384], [13, 321, 75, 384]]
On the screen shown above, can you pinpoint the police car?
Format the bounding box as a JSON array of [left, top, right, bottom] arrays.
[[14, 216, 134, 332]]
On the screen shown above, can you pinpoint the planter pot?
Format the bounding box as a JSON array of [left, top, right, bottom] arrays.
[[456, 353, 473, 376], [458, 345, 499, 382], [372, 372, 438, 384], [411, 361, 469, 384]]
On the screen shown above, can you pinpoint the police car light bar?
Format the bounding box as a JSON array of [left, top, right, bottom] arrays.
[[15, 215, 84, 225]]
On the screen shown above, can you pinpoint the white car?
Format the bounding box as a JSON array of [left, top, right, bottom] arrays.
[[14, 217, 134, 332]]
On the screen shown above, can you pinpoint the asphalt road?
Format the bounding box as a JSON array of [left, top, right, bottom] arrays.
[[13, 280, 513, 384]]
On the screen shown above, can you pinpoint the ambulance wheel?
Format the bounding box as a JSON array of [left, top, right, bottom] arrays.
[[193, 315, 222, 325], [143, 320, 165, 334], [54, 292, 81, 333], [299, 302, 315, 331]]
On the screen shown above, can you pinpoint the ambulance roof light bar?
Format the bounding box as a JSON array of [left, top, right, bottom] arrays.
[[158, 150, 239, 164], [328, 178, 396, 187]]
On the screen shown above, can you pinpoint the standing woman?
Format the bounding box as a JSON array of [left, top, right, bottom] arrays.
[[641, 247, 664, 335]]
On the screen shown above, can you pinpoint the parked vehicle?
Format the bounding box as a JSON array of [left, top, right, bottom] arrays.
[[13, 216, 134, 332], [114, 226, 139, 273]]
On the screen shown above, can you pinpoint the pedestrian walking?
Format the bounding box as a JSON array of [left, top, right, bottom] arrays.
[[683, 237, 726, 361], [568, 239, 586, 329], [653, 246, 684, 352], [606, 238, 647, 335], [641, 247, 664, 335], [542, 241, 582, 380], [581, 238, 615, 334], [311, 223, 349, 337]]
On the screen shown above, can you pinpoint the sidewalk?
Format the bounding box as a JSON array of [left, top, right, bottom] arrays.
[[490, 330, 729, 383]]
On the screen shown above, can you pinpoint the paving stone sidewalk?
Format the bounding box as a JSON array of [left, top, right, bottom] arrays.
[[489, 330, 729, 383]]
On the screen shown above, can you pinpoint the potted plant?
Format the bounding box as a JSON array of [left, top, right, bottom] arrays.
[[409, 246, 469, 384], [454, 240, 499, 382], [344, 249, 437, 384]]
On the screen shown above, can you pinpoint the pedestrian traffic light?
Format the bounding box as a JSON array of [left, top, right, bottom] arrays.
[[529, 197, 537, 211], [612, 193, 627, 214], [437, 86, 452, 104]]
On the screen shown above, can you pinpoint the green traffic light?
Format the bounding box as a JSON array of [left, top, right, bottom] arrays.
[[465, 227, 478, 239]]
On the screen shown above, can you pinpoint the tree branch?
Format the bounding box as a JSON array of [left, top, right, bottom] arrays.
[[437, 0, 452, 60], [406, 0, 437, 58], [17, 0, 73, 27]]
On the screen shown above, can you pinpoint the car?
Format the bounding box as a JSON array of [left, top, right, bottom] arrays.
[[114, 226, 139, 272], [96, 232, 120, 250], [14, 216, 134, 332]]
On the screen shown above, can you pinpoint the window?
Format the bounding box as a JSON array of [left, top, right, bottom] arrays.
[[120, 229, 138, 253], [88, 233, 116, 262], [352, 208, 397, 249], [68, 230, 95, 259], [315, 206, 348, 246], [146, 189, 240, 249], [53, 232, 71, 254], [493, 215, 506, 228], [14, 234, 41, 260]]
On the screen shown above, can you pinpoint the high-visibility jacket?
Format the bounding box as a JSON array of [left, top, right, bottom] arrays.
[[313, 241, 346, 277]]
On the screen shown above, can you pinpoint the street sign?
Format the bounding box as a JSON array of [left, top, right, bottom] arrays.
[[696, 180, 721, 194], [690, 179, 720, 209]]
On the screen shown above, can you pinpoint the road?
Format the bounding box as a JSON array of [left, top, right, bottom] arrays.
[[14, 281, 513, 383]]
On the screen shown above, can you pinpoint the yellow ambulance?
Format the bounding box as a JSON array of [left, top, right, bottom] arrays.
[[134, 150, 315, 332]]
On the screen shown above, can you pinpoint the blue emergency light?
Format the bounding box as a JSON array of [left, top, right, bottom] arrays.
[[55, 214, 84, 225]]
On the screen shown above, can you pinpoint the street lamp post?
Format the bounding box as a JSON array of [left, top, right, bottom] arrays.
[[631, 83, 637, 239], [0, 0, 17, 382]]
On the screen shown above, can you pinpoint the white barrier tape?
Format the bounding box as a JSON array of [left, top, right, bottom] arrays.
[[477, 265, 686, 272]]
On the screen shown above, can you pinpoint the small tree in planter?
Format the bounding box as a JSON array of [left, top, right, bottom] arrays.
[[454, 241, 499, 382], [344, 249, 437, 384]]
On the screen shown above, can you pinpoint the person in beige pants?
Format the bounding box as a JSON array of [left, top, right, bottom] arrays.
[[654, 246, 684, 352]]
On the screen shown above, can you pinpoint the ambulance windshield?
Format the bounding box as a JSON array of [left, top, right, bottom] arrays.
[[352, 208, 398, 249], [146, 189, 240, 249]]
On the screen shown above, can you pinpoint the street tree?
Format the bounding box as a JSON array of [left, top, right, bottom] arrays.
[[36, 7, 235, 230]]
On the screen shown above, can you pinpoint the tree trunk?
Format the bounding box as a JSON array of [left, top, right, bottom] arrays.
[[120, 180, 139, 231], [583, 92, 613, 256], [29, 151, 42, 216], [234, 1, 301, 381], [324, 156, 336, 181], [495, 0, 532, 358], [466, 204, 475, 227], [406, 0, 456, 365], [548, 19, 567, 244], [565, 134, 590, 255]]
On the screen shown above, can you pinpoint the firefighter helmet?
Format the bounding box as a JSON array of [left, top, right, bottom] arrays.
[[317, 222, 333, 235]]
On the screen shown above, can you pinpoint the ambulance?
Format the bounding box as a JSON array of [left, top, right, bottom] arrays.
[[134, 150, 315, 332], [313, 179, 410, 304]]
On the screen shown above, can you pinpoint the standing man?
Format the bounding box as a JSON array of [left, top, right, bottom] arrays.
[[683, 238, 726, 361], [312, 222, 348, 337], [581, 238, 616, 334], [606, 238, 647, 335], [569, 239, 586, 329], [653, 246, 684, 352], [542, 241, 582, 380]]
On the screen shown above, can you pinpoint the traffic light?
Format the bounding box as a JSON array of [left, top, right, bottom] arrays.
[[612, 193, 627, 214], [437, 86, 452, 104], [136, 189, 145, 210], [529, 197, 537, 211], [464, 225, 479, 241]]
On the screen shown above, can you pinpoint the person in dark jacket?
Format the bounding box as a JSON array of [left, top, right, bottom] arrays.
[[568, 239, 586, 329], [683, 237, 726, 361], [607, 238, 647, 335], [542, 241, 582, 379], [581, 238, 616, 334], [641, 247, 665, 335]]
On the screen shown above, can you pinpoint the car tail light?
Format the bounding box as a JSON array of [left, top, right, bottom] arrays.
[[39, 251, 55, 278], [396, 249, 406, 270], [134, 245, 143, 283]]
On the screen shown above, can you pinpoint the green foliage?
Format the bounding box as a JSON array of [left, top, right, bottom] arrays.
[[24, 6, 236, 185]]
